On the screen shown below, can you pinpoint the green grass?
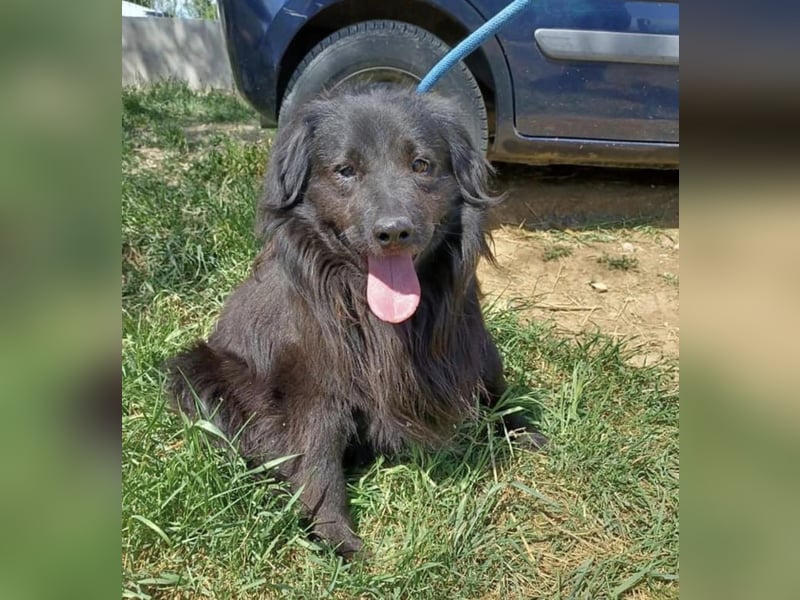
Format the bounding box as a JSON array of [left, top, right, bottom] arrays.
[[542, 244, 574, 262], [660, 272, 679, 287], [597, 254, 640, 271], [122, 82, 679, 599]]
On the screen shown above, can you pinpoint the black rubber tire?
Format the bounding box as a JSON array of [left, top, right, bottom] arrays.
[[280, 20, 488, 154]]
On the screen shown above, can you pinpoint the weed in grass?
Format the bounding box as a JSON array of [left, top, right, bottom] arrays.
[[572, 228, 619, 244], [598, 253, 639, 271], [660, 272, 679, 286], [542, 244, 573, 262], [122, 83, 678, 599]]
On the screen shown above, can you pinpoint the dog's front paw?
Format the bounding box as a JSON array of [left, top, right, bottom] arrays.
[[314, 521, 365, 560], [508, 427, 549, 451], [338, 537, 371, 562], [501, 412, 548, 451]]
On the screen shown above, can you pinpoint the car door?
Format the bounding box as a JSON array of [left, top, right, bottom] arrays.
[[486, 0, 679, 143]]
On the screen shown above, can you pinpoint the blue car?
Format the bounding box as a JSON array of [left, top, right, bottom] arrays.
[[217, 0, 678, 167]]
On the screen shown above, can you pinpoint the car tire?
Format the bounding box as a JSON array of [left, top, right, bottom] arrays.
[[280, 20, 488, 154]]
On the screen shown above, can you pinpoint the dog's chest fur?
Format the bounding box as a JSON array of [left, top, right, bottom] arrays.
[[297, 271, 485, 453]]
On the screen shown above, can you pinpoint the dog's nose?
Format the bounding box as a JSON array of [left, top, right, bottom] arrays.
[[373, 217, 414, 248]]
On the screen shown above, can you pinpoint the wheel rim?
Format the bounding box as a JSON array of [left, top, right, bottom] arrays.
[[335, 67, 420, 89]]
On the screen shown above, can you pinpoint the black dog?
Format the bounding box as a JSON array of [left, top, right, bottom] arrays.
[[168, 86, 545, 558]]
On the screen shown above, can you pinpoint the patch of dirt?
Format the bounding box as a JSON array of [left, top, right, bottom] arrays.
[[478, 165, 679, 366], [131, 146, 171, 171]]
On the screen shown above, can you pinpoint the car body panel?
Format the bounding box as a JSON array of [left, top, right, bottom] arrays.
[[217, 0, 679, 167], [505, 0, 679, 142]]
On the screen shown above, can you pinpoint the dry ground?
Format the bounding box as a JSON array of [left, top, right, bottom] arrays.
[[480, 164, 679, 367]]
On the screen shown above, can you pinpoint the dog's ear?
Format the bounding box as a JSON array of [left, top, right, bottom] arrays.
[[441, 117, 498, 208], [432, 102, 500, 273], [256, 109, 316, 236]]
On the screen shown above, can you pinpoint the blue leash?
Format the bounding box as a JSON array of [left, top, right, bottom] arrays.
[[416, 0, 532, 93]]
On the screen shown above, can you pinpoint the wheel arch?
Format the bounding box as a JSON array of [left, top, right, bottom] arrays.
[[276, 0, 508, 139]]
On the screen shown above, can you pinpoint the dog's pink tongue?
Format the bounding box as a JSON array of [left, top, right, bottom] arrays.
[[367, 254, 420, 323]]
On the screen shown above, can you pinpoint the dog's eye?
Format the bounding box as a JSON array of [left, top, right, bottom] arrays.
[[411, 158, 430, 174], [335, 164, 356, 179]]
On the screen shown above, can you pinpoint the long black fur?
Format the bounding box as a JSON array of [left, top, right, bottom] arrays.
[[168, 86, 544, 558]]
